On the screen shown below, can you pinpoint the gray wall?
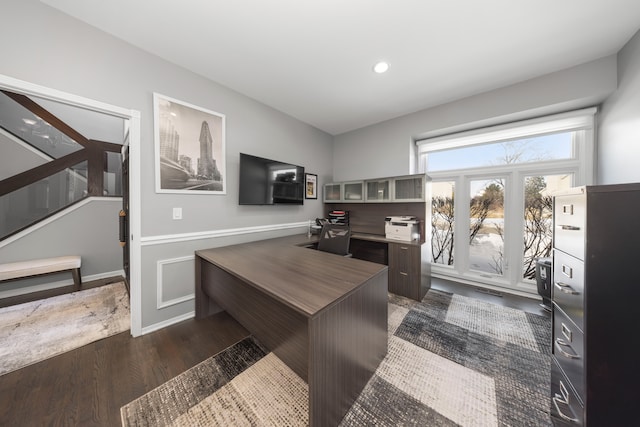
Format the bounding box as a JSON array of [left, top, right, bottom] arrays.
[[332, 56, 618, 181], [0, 198, 122, 298], [0, 131, 48, 180], [599, 30, 640, 184], [1, 1, 333, 331]]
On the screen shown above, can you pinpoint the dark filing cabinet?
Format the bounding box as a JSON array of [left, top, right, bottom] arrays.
[[388, 241, 425, 301], [550, 183, 640, 426]]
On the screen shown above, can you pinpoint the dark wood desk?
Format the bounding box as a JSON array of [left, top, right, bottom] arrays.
[[195, 234, 388, 427]]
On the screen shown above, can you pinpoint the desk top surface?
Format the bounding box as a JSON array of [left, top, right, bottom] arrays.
[[196, 234, 388, 317]]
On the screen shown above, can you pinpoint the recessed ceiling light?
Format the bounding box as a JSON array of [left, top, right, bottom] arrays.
[[373, 61, 389, 74]]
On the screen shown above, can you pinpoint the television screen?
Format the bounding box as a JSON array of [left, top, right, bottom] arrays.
[[239, 153, 305, 205]]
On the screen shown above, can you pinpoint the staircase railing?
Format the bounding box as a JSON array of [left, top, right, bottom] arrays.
[[0, 89, 122, 241]]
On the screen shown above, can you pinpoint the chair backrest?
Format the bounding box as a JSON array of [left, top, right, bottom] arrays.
[[317, 224, 351, 256]]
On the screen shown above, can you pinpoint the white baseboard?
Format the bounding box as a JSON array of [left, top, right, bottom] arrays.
[[138, 311, 195, 337]]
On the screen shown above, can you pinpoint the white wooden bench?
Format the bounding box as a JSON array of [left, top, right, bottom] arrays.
[[0, 256, 82, 289]]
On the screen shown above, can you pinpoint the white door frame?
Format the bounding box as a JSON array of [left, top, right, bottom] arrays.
[[0, 74, 142, 336]]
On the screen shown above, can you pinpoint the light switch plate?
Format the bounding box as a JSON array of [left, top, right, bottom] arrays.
[[172, 207, 182, 220]]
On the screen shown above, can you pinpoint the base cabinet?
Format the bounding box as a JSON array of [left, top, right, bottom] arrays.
[[551, 183, 640, 427], [349, 236, 429, 301], [388, 242, 428, 301]]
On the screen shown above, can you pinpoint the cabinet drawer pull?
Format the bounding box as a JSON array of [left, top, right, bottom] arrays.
[[555, 338, 581, 360], [561, 264, 573, 278], [561, 323, 572, 342], [400, 272, 408, 276], [553, 395, 579, 423], [557, 225, 581, 231], [561, 204, 574, 215], [554, 282, 579, 295]]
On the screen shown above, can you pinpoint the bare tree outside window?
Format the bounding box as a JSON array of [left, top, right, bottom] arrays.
[[424, 128, 584, 292], [431, 181, 455, 265], [429, 138, 570, 279], [521, 175, 569, 279]]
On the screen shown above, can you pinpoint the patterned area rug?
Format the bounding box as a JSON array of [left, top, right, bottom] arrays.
[[0, 282, 130, 376], [121, 289, 551, 426]]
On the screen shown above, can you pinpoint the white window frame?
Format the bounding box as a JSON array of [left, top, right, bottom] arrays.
[[417, 108, 596, 296]]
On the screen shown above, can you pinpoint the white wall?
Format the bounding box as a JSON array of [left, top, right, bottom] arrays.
[[599, 30, 640, 184], [333, 56, 617, 181], [1, 0, 333, 331]]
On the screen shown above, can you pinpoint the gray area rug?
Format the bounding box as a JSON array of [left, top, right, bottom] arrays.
[[121, 289, 551, 426], [0, 282, 130, 376]]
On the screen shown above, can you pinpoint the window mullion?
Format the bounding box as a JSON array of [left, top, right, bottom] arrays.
[[453, 175, 469, 276]]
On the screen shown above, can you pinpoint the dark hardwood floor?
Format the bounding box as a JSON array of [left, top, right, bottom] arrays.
[[0, 310, 249, 427], [0, 278, 548, 426]]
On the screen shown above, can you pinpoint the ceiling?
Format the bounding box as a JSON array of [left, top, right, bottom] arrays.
[[42, 0, 640, 136]]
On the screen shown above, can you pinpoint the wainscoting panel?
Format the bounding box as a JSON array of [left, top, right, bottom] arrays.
[[156, 256, 195, 309], [141, 223, 309, 334]]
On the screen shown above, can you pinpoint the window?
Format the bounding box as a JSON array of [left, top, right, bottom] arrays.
[[418, 108, 595, 294], [427, 132, 573, 171], [521, 174, 571, 280], [469, 177, 505, 276]]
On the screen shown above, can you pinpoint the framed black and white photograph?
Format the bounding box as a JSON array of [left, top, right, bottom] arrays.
[[305, 173, 318, 199], [154, 93, 226, 194]]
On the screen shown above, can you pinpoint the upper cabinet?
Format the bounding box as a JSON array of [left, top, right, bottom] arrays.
[[323, 183, 342, 202], [365, 178, 391, 202], [393, 174, 426, 202], [343, 181, 364, 202], [325, 174, 426, 203], [323, 181, 364, 203]]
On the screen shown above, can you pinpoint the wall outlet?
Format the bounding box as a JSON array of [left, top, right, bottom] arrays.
[[172, 207, 182, 220]]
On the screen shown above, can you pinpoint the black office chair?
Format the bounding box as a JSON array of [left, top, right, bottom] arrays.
[[317, 224, 352, 257]]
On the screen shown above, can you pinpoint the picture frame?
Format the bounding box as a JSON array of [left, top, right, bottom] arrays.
[[153, 93, 226, 194], [305, 173, 318, 199]]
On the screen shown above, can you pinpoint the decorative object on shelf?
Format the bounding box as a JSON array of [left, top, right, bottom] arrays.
[[305, 173, 317, 199], [153, 93, 226, 194]]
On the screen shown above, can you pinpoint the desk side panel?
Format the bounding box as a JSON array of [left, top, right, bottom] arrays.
[[195, 256, 223, 318], [199, 260, 309, 381], [309, 268, 388, 427]]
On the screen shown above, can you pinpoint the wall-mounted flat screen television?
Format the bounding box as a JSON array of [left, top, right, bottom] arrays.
[[239, 153, 305, 205]]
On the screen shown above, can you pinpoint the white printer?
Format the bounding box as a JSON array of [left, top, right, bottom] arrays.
[[385, 216, 420, 242]]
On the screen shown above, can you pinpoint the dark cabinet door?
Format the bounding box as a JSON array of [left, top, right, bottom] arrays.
[[388, 243, 420, 299]]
